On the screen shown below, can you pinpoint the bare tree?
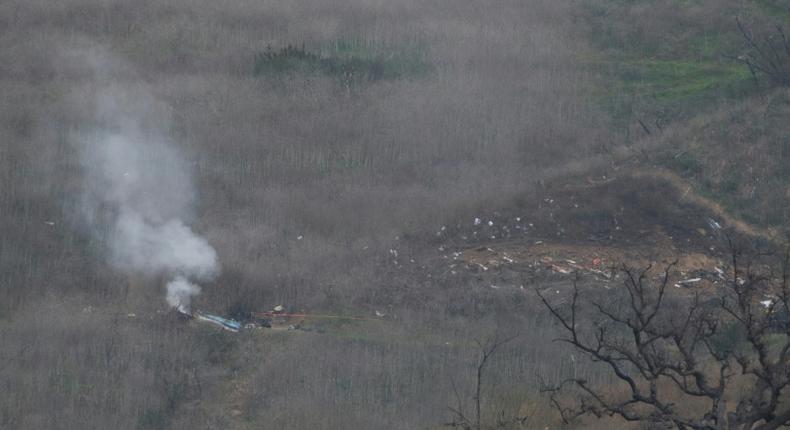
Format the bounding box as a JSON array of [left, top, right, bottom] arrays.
[[446, 334, 528, 430], [731, 17, 790, 87], [538, 246, 790, 430]]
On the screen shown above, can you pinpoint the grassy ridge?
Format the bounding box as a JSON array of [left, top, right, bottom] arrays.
[[582, 0, 789, 231]]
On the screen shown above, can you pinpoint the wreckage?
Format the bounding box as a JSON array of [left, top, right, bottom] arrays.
[[178, 309, 242, 332]]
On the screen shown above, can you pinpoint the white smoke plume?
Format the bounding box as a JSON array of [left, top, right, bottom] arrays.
[[71, 47, 218, 310], [166, 276, 202, 314]]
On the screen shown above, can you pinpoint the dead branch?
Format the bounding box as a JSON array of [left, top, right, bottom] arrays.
[[538, 244, 790, 429]]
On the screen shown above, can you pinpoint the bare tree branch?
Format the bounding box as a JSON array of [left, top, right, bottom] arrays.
[[539, 243, 790, 429]]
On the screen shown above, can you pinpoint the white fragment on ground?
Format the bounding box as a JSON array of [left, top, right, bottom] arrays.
[[474, 218, 481, 226], [760, 300, 773, 308], [488, 220, 494, 226], [44, 221, 56, 226], [551, 265, 571, 274], [674, 278, 702, 288], [297, 235, 303, 240]]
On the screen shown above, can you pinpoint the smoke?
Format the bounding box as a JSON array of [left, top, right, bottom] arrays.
[[72, 47, 218, 310], [166, 276, 202, 314]]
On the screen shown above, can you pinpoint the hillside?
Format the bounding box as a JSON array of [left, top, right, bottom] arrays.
[[0, 1, 788, 429]]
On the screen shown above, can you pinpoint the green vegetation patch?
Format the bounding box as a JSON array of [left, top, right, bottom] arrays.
[[593, 59, 754, 117], [253, 38, 432, 82], [616, 59, 751, 100], [754, 0, 790, 21]]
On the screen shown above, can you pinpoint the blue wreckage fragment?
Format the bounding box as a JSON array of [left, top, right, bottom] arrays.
[[194, 310, 242, 332]]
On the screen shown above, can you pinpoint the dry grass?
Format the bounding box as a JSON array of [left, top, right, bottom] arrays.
[[0, 1, 786, 429]]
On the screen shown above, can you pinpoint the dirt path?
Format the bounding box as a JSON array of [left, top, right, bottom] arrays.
[[628, 168, 781, 244]]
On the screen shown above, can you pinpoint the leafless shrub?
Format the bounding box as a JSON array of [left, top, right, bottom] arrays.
[[446, 334, 527, 430], [539, 244, 790, 429], [732, 17, 790, 87]]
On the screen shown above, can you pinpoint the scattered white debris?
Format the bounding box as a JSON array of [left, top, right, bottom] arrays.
[[273, 305, 284, 312], [487, 220, 494, 227], [127, 313, 136, 318], [389, 249, 398, 258], [297, 235, 303, 240], [707, 218, 722, 230], [760, 300, 773, 309], [44, 221, 56, 226], [502, 254, 514, 263], [490, 285, 499, 289], [438, 245, 445, 251], [535, 240, 543, 245], [516, 217, 521, 222], [474, 218, 482, 226], [441, 226, 446, 231], [375, 310, 386, 317]]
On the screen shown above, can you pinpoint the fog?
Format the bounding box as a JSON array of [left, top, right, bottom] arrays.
[[0, 0, 781, 428]]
